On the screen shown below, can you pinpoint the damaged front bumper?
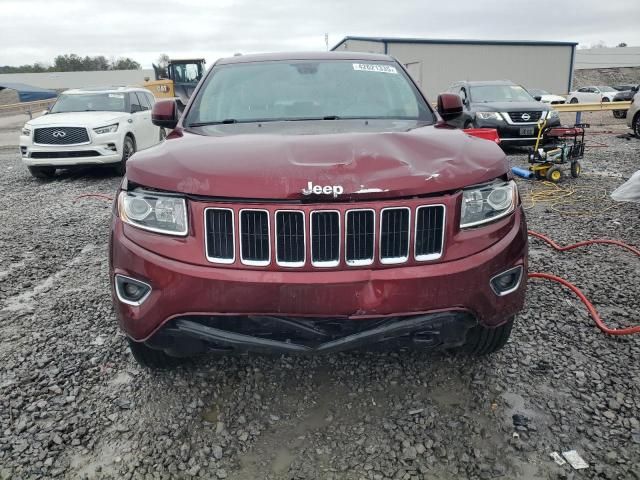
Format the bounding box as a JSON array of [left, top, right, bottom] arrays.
[[143, 312, 478, 356]]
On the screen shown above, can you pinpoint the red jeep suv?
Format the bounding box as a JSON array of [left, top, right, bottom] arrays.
[[109, 52, 527, 368]]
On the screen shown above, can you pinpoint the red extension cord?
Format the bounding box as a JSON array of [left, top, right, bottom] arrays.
[[528, 231, 640, 336]]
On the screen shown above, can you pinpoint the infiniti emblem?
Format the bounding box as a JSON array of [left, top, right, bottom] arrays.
[[52, 130, 67, 138], [520, 113, 531, 121]]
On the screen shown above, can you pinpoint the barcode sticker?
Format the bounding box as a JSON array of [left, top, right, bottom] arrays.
[[352, 63, 398, 74]]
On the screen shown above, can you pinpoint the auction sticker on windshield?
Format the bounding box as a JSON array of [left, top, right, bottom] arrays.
[[353, 63, 398, 74]]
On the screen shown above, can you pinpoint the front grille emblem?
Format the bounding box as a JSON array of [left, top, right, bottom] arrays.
[[520, 113, 531, 121], [52, 130, 67, 138]]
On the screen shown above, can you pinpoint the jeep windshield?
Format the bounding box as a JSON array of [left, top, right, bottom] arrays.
[[185, 60, 434, 126], [471, 85, 535, 103], [50, 93, 127, 113]]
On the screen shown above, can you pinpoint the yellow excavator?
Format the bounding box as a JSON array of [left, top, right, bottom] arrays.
[[143, 58, 206, 105]]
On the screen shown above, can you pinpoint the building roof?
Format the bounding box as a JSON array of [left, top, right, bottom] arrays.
[[453, 80, 517, 86], [216, 51, 392, 65], [574, 46, 640, 69], [331, 36, 578, 50]]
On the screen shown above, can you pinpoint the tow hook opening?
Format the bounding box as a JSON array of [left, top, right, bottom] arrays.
[[490, 265, 523, 296], [115, 274, 152, 306]]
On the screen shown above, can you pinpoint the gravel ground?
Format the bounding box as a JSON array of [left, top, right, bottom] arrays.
[[0, 117, 639, 480]]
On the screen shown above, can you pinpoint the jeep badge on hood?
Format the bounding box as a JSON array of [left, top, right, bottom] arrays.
[[302, 181, 344, 198]]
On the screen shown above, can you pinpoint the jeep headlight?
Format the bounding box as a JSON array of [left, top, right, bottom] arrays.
[[546, 110, 559, 120], [118, 190, 188, 236], [22, 127, 31, 136], [475, 112, 503, 121], [93, 123, 119, 134], [460, 180, 517, 228]]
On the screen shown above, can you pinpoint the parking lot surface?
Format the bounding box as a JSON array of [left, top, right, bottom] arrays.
[[0, 118, 639, 479]]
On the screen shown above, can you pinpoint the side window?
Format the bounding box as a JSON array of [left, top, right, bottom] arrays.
[[145, 92, 156, 106], [578, 88, 587, 93], [130, 93, 143, 113], [137, 92, 151, 111]]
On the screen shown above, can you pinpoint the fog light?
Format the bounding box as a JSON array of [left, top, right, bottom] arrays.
[[106, 143, 117, 151], [20, 146, 28, 157], [490, 266, 523, 296], [115, 275, 151, 306]]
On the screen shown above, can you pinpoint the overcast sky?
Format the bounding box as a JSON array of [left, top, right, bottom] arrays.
[[1, 0, 639, 68]]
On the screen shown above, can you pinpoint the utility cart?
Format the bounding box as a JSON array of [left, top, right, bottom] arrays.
[[527, 121, 588, 182]]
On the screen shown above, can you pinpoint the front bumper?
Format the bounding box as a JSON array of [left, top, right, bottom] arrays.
[[20, 133, 121, 167], [110, 207, 528, 352]]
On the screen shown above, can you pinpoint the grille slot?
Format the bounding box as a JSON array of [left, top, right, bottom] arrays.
[[276, 211, 305, 267], [30, 150, 99, 159], [34, 127, 89, 145], [240, 210, 270, 265], [507, 111, 543, 123], [415, 205, 445, 261], [380, 207, 410, 264], [345, 210, 375, 266], [311, 211, 340, 267], [205, 208, 235, 263]]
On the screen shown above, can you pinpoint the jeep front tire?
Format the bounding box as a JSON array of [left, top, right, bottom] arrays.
[[462, 316, 514, 355], [128, 339, 183, 369]]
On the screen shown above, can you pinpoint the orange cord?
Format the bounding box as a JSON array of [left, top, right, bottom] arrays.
[[528, 230, 640, 336]]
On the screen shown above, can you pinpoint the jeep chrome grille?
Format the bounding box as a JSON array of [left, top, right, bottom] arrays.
[[311, 211, 340, 267], [240, 210, 270, 265], [380, 207, 410, 264], [276, 211, 305, 266], [415, 205, 445, 260], [204, 205, 445, 267], [205, 208, 234, 263], [34, 127, 89, 145], [345, 210, 375, 266]]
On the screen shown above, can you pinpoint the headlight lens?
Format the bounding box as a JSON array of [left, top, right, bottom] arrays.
[[475, 112, 503, 121], [22, 127, 31, 136], [546, 110, 559, 119], [93, 123, 119, 134], [118, 190, 188, 236], [460, 180, 517, 228]]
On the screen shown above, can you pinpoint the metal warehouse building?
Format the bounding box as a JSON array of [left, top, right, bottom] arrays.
[[332, 36, 577, 96]]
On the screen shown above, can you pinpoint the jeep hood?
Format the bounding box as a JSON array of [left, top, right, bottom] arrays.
[[126, 122, 508, 201]]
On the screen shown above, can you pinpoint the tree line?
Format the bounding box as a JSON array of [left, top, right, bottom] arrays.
[[0, 54, 141, 74]]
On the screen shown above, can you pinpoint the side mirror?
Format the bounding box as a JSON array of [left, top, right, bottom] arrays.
[[41, 109, 49, 115], [436, 93, 463, 121], [534, 95, 542, 101], [152, 100, 178, 129]]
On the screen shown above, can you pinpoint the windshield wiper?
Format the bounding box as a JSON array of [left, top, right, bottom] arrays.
[[188, 119, 238, 127]]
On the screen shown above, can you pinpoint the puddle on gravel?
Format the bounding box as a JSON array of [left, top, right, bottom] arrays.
[[233, 366, 339, 479]]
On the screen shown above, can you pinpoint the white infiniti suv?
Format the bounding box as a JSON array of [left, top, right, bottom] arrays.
[[20, 86, 164, 178]]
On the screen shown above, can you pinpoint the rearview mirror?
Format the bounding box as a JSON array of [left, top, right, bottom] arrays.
[[152, 100, 178, 129], [436, 93, 463, 121]]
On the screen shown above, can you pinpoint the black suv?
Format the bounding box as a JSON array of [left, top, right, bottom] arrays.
[[612, 84, 639, 119], [445, 80, 560, 146]]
